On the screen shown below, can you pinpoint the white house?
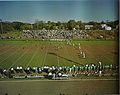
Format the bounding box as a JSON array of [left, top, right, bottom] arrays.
[[101, 24, 112, 30], [105, 26, 112, 30], [101, 24, 107, 28]]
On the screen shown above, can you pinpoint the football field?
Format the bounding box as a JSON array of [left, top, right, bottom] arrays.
[[0, 40, 118, 69]]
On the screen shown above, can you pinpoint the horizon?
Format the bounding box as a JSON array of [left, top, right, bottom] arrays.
[[0, 0, 118, 23], [1, 19, 118, 24]]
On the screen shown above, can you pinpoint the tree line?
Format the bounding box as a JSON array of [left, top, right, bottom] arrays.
[[0, 20, 118, 33]]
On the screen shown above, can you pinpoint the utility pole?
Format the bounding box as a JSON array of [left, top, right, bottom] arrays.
[[0, 19, 3, 34]]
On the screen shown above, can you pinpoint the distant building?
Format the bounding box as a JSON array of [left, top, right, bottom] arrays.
[[101, 24, 112, 30], [101, 24, 107, 28], [85, 25, 93, 30], [105, 26, 112, 30]]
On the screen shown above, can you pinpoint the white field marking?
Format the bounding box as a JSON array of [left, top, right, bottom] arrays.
[[0, 46, 14, 56], [42, 47, 47, 67], [8, 46, 31, 70], [36, 45, 43, 67], [0, 47, 15, 63], [17, 45, 35, 68], [32, 42, 39, 67], [16, 46, 32, 67], [26, 46, 38, 67], [2, 45, 28, 68], [0, 46, 16, 60], [0, 46, 22, 65]]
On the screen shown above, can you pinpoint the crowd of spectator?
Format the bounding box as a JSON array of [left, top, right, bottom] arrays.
[[22, 30, 90, 39]]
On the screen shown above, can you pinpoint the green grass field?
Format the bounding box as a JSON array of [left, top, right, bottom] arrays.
[[0, 40, 118, 69]]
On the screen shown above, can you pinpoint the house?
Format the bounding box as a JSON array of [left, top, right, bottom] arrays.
[[105, 26, 112, 30], [85, 25, 93, 30], [101, 24, 112, 30], [101, 24, 107, 28]]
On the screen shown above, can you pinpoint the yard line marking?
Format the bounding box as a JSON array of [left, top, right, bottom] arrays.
[[0, 46, 11, 55], [35, 41, 44, 67], [26, 46, 38, 67], [36, 45, 42, 67], [18, 45, 33, 67], [42, 45, 48, 67], [1, 45, 28, 68], [33, 41, 39, 67], [43, 47, 48, 66], [0, 45, 16, 59], [0, 46, 22, 66], [64, 42, 75, 65], [7, 45, 31, 70]]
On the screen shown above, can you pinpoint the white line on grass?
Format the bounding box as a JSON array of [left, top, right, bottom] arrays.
[[0, 46, 14, 56], [31, 41, 39, 67], [0, 46, 16, 60], [35, 41, 44, 67], [42, 45, 48, 67], [7, 46, 31, 70], [2, 45, 28, 68], [18, 45, 33, 68], [0, 46, 22, 66], [26, 46, 38, 68], [36, 46, 42, 67]]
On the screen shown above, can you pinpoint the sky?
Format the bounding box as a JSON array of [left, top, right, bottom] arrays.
[[0, 0, 118, 23]]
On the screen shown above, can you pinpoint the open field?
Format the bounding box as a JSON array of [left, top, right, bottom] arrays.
[[0, 40, 118, 69], [0, 80, 118, 95]]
